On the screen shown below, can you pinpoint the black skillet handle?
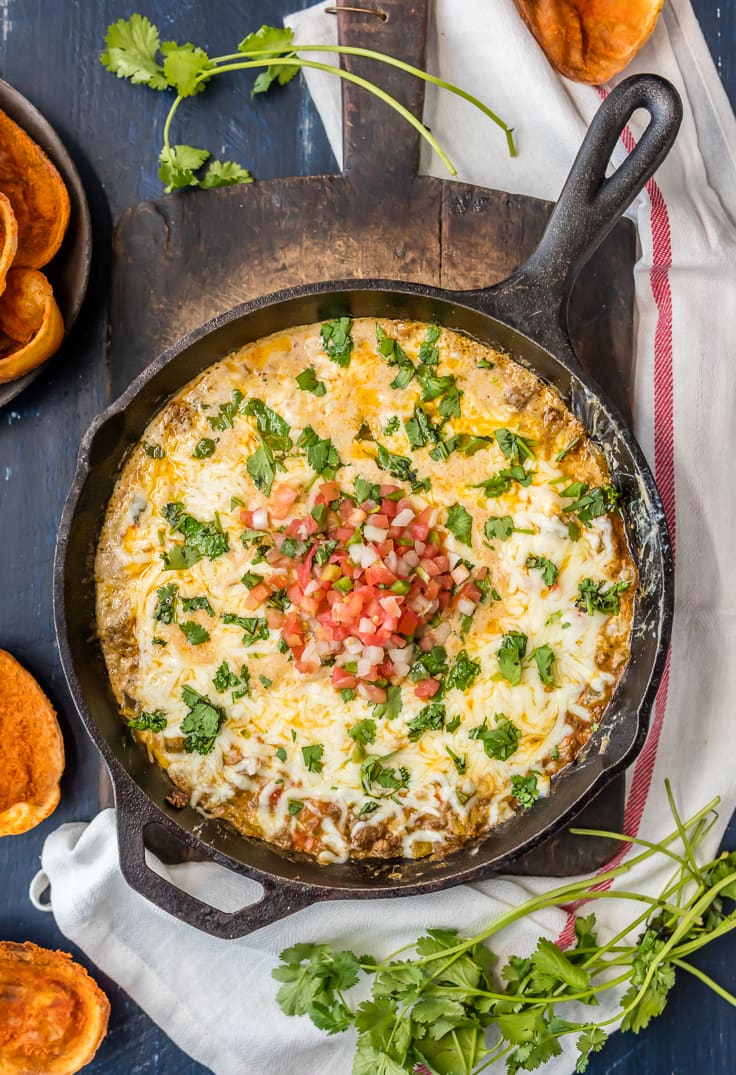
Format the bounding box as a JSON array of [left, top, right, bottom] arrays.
[[114, 779, 323, 939], [468, 75, 682, 366]]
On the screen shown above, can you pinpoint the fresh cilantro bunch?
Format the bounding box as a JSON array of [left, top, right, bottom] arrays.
[[274, 780, 736, 1074], [101, 13, 516, 193]]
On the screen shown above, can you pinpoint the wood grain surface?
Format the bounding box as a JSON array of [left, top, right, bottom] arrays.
[[0, 2, 734, 1073]]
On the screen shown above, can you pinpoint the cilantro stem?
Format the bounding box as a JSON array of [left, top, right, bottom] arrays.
[[670, 958, 736, 1007], [194, 57, 458, 173]]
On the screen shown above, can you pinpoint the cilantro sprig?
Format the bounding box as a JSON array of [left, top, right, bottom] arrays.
[[101, 15, 516, 193], [274, 781, 736, 1075]]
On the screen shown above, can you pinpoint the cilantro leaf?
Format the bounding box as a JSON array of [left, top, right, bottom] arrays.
[[207, 389, 245, 431], [407, 702, 445, 741], [193, 437, 216, 459], [531, 644, 556, 686], [348, 719, 377, 746], [199, 160, 253, 188], [576, 578, 631, 615], [128, 709, 167, 732], [161, 502, 229, 567], [158, 143, 210, 192], [360, 756, 410, 796], [302, 743, 325, 773], [497, 631, 528, 685], [484, 515, 514, 541], [446, 745, 467, 774], [375, 443, 418, 486], [296, 366, 327, 397], [372, 685, 403, 722], [446, 650, 481, 691], [180, 687, 226, 754], [153, 582, 178, 624], [299, 428, 341, 480], [246, 444, 276, 495], [470, 714, 521, 760], [473, 465, 532, 498], [576, 1027, 607, 1072], [238, 26, 299, 97], [161, 41, 214, 96], [446, 504, 473, 545], [495, 428, 536, 463], [566, 483, 621, 526], [100, 14, 169, 89], [181, 595, 214, 616], [526, 554, 559, 586], [511, 771, 541, 808], [178, 620, 210, 645], [321, 318, 353, 367], [143, 441, 165, 458], [244, 398, 292, 452], [221, 613, 269, 645], [408, 646, 448, 686]]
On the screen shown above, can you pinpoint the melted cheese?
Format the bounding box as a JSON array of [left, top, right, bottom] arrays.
[[95, 318, 635, 864]]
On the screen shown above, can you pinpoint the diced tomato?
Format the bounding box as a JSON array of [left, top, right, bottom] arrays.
[[415, 678, 441, 699], [380, 484, 401, 498], [240, 509, 255, 527], [335, 526, 355, 542], [371, 514, 390, 529], [412, 523, 429, 541], [363, 684, 388, 703], [297, 544, 318, 588], [270, 483, 299, 519], [398, 609, 420, 636], [331, 667, 357, 689], [365, 562, 397, 587], [245, 582, 270, 609], [461, 582, 483, 603], [265, 608, 284, 629], [316, 481, 341, 504]]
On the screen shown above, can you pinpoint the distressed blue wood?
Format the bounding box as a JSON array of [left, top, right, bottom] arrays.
[[0, 2, 732, 1073]]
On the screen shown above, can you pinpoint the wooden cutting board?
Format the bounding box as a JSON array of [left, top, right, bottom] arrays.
[[107, 0, 635, 875]]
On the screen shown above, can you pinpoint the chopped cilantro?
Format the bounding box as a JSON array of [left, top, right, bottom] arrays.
[[321, 318, 353, 367], [181, 595, 214, 616], [495, 428, 536, 463], [296, 366, 327, 396], [566, 484, 621, 526], [407, 702, 445, 741], [193, 437, 217, 458], [288, 800, 304, 816], [383, 415, 400, 435], [298, 426, 341, 480], [555, 436, 580, 461], [375, 443, 418, 486], [259, 674, 273, 689], [161, 502, 229, 568], [497, 631, 528, 685], [153, 582, 178, 624], [484, 515, 514, 542], [180, 686, 226, 754], [446, 504, 473, 545], [241, 571, 264, 589], [372, 684, 402, 721], [470, 714, 521, 760], [221, 613, 269, 644], [276, 746, 287, 762], [128, 709, 167, 732], [532, 644, 556, 686], [207, 389, 245, 431], [179, 620, 210, 645], [360, 755, 410, 796], [302, 743, 325, 773], [526, 555, 559, 586], [348, 719, 377, 746], [473, 465, 533, 498], [446, 745, 467, 774], [511, 771, 541, 808], [356, 800, 379, 819], [576, 578, 631, 615], [446, 650, 481, 691], [143, 441, 165, 458]]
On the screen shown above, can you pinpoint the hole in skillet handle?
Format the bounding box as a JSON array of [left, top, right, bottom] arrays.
[[466, 74, 683, 368], [114, 778, 323, 939]]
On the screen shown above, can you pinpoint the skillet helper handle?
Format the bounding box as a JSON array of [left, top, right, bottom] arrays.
[[476, 75, 683, 359], [114, 782, 322, 939], [338, 0, 429, 185]]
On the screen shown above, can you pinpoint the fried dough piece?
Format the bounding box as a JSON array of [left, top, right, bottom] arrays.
[[0, 108, 70, 268], [0, 650, 64, 836], [0, 268, 64, 385], [0, 942, 110, 1075], [0, 192, 18, 296], [513, 0, 664, 84]]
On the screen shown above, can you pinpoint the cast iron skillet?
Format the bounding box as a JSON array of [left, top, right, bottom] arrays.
[[55, 75, 681, 938]]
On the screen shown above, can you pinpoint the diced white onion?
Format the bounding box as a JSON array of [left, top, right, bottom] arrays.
[[457, 597, 476, 616], [363, 645, 383, 664], [385, 550, 399, 573], [451, 564, 471, 585], [404, 549, 420, 567], [393, 508, 414, 527], [414, 540, 426, 556], [252, 508, 268, 530], [364, 524, 387, 543], [434, 621, 452, 644], [358, 617, 374, 634]]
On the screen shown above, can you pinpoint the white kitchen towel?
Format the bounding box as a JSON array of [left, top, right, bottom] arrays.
[[39, 1, 736, 1073]]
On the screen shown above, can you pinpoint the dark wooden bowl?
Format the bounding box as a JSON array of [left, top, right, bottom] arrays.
[[0, 78, 92, 410]]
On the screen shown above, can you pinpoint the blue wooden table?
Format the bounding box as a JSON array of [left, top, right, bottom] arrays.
[[1, 2, 734, 1072]]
